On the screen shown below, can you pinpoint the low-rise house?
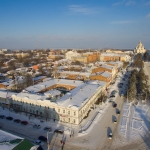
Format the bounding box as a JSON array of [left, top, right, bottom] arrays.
[[59, 71, 91, 80], [33, 76, 47, 84]]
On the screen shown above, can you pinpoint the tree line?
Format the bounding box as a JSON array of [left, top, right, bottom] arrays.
[[127, 68, 149, 101]]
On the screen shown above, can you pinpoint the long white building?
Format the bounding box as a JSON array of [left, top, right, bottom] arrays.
[[0, 79, 107, 125]]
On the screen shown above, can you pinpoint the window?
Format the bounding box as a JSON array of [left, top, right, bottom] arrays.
[[74, 119, 76, 123], [68, 111, 70, 115], [74, 112, 76, 116], [63, 110, 65, 113], [58, 109, 60, 112], [53, 108, 55, 111]]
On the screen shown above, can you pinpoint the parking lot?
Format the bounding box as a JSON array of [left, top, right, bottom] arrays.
[[0, 107, 67, 149]]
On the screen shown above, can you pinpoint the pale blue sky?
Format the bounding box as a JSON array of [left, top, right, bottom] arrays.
[[0, 0, 150, 49]]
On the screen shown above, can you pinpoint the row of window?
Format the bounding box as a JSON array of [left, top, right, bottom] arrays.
[[58, 109, 76, 116], [62, 118, 76, 123]]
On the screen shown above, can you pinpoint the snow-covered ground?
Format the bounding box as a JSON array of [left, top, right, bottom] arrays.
[[112, 102, 150, 149], [0, 130, 23, 150]]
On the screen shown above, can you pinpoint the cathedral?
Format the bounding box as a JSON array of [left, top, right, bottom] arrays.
[[134, 41, 146, 54]]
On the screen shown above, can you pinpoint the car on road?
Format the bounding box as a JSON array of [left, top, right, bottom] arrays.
[[121, 93, 124, 97], [116, 110, 120, 115], [44, 127, 52, 132], [38, 136, 47, 142], [108, 99, 113, 103], [0, 115, 5, 119], [21, 121, 28, 125], [108, 132, 113, 139], [33, 124, 41, 129], [6, 116, 13, 120], [14, 119, 21, 123], [112, 102, 117, 108], [110, 95, 115, 98], [54, 129, 64, 134], [113, 118, 117, 124], [34, 139, 42, 145]]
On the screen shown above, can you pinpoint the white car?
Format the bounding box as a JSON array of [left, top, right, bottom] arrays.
[[34, 140, 44, 146]]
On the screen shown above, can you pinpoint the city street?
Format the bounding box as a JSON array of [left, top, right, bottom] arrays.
[[50, 94, 124, 150]]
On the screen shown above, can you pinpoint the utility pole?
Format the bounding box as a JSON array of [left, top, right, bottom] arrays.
[[47, 131, 51, 150]]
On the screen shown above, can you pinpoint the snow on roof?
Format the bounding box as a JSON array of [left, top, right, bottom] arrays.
[[101, 64, 114, 70], [2, 76, 25, 87], [44, 89, 61, 97], [13, 92, 47, 101], [33, 76, 47, 81], [101, 52, 122, 56], [25, 79, 83, 93], [54, 59, 70, 64], [90, 80, 106, 86], [0, 90, 17, 99], [60, 71, 91, 77], [100, 71, 111, 78], [56, 81, 106, 109]]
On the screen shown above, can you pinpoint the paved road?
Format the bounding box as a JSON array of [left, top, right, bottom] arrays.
[[109, 62, 150, 150], [51, 94, 124, 150]]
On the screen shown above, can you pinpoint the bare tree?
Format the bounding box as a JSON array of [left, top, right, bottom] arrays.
[[44, 107, 50, 121], [24, 74, 33, 87]]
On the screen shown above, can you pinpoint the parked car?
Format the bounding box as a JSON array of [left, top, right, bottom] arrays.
[[38, 136, 47, 142], [44, 127, 52, 132], [14, 119, 21, 123], [34, 140, 42, 145], [116, 110, 120, 115], [108, 132, 113, 139], [21, 121, 28, 125], [0, 115, 5, 119], [113, 118, 117, 124], [33, 124, 41, 129], [112, 102, 117, 108], [6, 116, 13, 120], [110, 95, 115, 98], [54, 129, 64, 134]]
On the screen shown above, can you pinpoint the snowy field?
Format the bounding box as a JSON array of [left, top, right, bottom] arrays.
[[113, 103, 150, 147]]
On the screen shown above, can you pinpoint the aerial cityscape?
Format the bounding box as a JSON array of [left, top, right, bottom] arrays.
[[0, 0, 150, 150]]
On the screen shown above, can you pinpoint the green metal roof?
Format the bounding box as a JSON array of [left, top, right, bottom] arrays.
[[13, 139, 34, 150]]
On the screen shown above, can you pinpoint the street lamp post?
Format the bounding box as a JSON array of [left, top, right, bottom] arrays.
[[47, 131, 51, 150]]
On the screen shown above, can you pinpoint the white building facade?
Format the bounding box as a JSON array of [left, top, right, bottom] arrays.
[[6, 80, 107, 125]]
